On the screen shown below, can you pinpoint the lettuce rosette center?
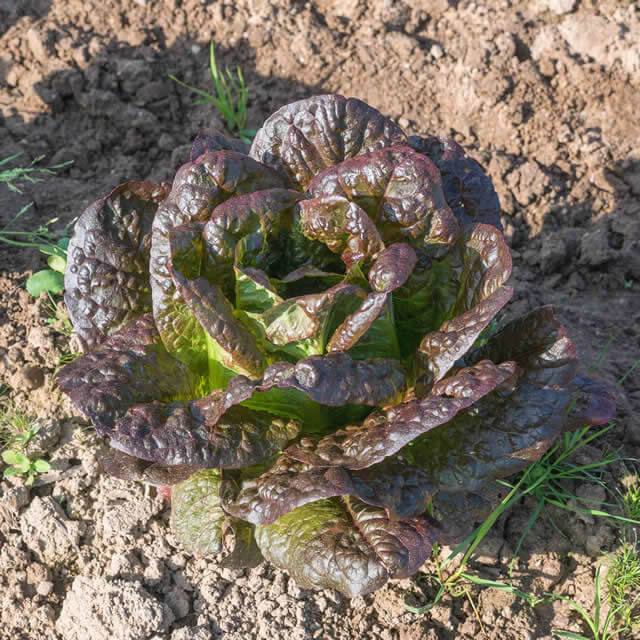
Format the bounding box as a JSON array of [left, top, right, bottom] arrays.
[[57, 94, 615, 597]]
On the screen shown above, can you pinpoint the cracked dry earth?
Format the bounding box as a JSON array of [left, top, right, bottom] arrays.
[[0, 0, 639, 638]]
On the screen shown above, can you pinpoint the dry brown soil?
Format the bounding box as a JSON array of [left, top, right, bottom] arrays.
[[0, 1, 639, 639]]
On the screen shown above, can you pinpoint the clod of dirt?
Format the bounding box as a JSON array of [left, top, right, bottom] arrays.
[[15, 363, 45, 390], [546, 0, 576, 15], [578, 227, 613, 268], [25, 419, 62, 458], [0, 485, 29, 533], [56, 575, 175, 640], [20, 496, 85, 563]]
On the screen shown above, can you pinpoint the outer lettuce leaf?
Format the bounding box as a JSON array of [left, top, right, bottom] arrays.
[[408, 135, 502, 230], [171, 469, 226, 553], [405, 382, 572, 494], [468, 305, 577, 387], [254, 496, 440, 597], [98, 398, 298, 468], [250, 94, 407, 190], [98, 449, 198, 486], [57, 315, 298, 468], [171, 469, 263, 568], [223, 352, 408, 428], [64, 182, 170, 350], [56, 314, 198, 435], [286, 360, 516, 470], [222, 456, 434, 525], [150, 152, 287, 363]]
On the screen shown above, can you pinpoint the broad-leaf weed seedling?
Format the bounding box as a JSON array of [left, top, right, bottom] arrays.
[[0, 403, 50, 486], [2, 450, 50, 486], [0, 153, 74, 298], [169, 41, 256, 143]]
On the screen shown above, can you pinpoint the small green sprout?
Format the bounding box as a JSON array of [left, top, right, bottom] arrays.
[[2, 450, 50, 486], [551, 566, 623, 640], [169, 41, 256, 143]]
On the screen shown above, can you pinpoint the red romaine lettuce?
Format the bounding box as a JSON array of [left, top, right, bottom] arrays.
[[57, 94, 614, 597]]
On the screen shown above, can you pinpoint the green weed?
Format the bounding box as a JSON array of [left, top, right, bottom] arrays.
[[170, 41, 256, 143], [606, 537, 640, 631], [0, 404, 51, 486], [551, 566, 625, 640], [0, 402, 38, 450], [0, 153, 70, 193], [0, 153, 74, 297], [2, 449, 50, 486]]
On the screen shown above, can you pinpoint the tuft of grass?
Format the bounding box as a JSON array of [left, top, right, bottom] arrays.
[[0, 402, 38, 451], [618, 469, 640, 522], [551, 566, 623, 640], [607, 537, 640, 631], [500, 423, 637, 578], [404, 422, 638, 617], [169, 41, 256, 143], [0, 153, 71, 194]]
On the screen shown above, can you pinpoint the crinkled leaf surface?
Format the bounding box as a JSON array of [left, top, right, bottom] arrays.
[[150, 151, 287, 361], [56, 314, 198, 435], [58, 93, 617, 598], [250, 94, 407, 190], [171, 468, 263, 567], [254, 496, 440, 597], [286, 360, 516, 470], [190, 129, 249, 161], [395, 223, 512, 356], [222, 455, 434, 525], [306, 146, 460, 250], [64, 182, 170, 350]]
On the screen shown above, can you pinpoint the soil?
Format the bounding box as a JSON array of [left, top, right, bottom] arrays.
[[0, 0, 639, 638]]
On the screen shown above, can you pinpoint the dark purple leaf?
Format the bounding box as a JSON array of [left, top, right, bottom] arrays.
[[297, 196, 385, 268], [150, 151, 287, 359], [64, 182, 170, 350], [307, 146, 460, 250], [222, 455, 434, 525], [250, 94, 407, 190], [56, 314, 198, 435], [286, 360, 516, 470], [469, 306, 578, 387], [417, 286, 513, 389], [408, 134, 502, 230], [565, 374, 616, 432]]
